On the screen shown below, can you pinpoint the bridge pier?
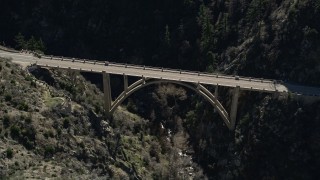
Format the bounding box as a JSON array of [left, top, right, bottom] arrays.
[[273, 91, 280, 99], [213, 86, 219, 113], [230, 86, 240, 130], [215, 85, 219, 98], [103, 71, 112, 114], [124, 74, 128, 92]]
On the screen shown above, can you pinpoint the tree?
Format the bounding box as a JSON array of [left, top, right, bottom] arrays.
[[14, 33, 46, 52], [28, 36, 37, 51], [14, 33, 27, 49], [34, 38, 46, 52], [198, 4, 214, 53], [164, 25, 171, 47]]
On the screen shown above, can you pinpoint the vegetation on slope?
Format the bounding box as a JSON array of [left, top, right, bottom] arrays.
[[1, 0, 320, 179], [0, 58, 205, 179]]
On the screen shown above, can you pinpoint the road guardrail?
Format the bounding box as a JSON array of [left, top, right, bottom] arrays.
[[0, 45, 281, 86]]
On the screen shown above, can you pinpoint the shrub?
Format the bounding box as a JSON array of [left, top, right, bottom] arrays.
[[56, 128, 62, 136], [63, 118, 70, 129], [44, 145, 55, 157], [25, 116, 32, 123], [5, 61, 10, 67], [18, 102, 29, 111], [5, 94, 12, 102], [44, 130, 54, 139], [79, 142, 85, 148], [25, 75, 33, 81], [6, 148, 13, 158], [44, 132, 49, 139], [23, 139, 34, 150], [30, 81, 37, 87], [21, 126, 36, 141], [10, 125, 21, 139], [3, 114, 11, 128]]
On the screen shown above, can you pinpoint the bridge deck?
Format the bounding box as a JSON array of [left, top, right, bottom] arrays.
[[1, 49, 320, 96]]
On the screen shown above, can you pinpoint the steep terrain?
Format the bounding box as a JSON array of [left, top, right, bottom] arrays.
[[1, 0, 320, 179], [0, 58, 205, 179]]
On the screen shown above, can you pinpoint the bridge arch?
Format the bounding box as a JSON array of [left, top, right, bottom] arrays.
[[107, 77, 237, 129]]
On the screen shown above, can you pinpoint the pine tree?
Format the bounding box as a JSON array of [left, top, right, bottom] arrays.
[[14, 33, 26, 49], [164, 25, 171, 47], [198, 4, 214, 53], [35, 38, 46, 53], [28, 36, 37, 51]]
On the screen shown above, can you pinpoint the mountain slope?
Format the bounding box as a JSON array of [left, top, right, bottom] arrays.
[[0, 58, 206, 179]]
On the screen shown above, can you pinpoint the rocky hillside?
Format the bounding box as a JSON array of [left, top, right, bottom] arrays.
[[1, 0, 320, 179], [0, 58, 206, 179]]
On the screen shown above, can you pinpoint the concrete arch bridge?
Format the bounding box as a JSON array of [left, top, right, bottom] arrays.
[[1, 46, 320, 130]]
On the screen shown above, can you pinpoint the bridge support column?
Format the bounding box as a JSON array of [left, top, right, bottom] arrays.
[[123, 75, 128, 92], [273, 91, 279, 99], [213, 86, 219, 113], [230, 86, 240, 130], [103, 71, 112, 114], [215, 85, 219, 98]]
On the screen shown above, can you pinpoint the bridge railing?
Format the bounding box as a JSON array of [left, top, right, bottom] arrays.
[[40, 54, 276, 84]]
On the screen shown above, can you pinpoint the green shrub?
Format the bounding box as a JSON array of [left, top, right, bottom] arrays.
[[25, 76, 33, 81], [56, 128, 62, 136], [5, 94, 12, 102], [25, 116, 32, 123], [44, 145, 55, 157], [18, 102, 29, 111], [63, 118, 70, 129], [21, 126, 36, 141], [44, 132, 49, 139], [23, 139, 34, 150], [43, 130, 54, 139], [10, 125, 21, 138], [6, 148, 13, 158], [3, 114, 11, 128], [30, 81, 37, 87], [79, 142, 85, 148]]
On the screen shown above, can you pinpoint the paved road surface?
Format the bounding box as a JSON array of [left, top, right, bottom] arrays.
[[1, 49, 320, 96]]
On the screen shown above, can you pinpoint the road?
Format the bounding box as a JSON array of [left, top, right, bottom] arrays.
[[1, 49, 320, 96]]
